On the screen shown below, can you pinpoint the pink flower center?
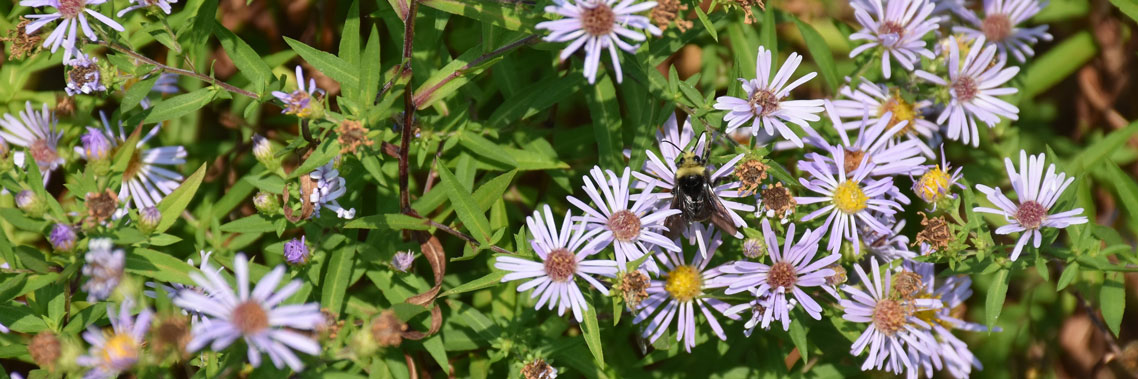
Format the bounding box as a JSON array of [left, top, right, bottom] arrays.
[[981, 14, 1013, 42], [543, 248, 577, 282], [1015, 200, 1047, 229], [580, 3, 615, 37], [231, 301, 269, 335], [58, 0, 86, 18], [748, 89, 779, 117], [766, 261, 798, 289], [607, 210, 642, 242], [872, 298, 912, 336], [29, 139, 59, 167], [952, 76, 979, 102], [877, 21, 906, 39]]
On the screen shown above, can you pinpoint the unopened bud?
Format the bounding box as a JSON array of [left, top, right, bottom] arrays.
[[253, 191, 280, 215], [139, 206, 161, 234], [742, 238, 766, 259], [49, 223, 77, 252], [15, 190, 43, 217], [391, 251, 414, 272], [252, 134, 278, 170], [81, 130, 112, 162], [283, 236, 310, 266]]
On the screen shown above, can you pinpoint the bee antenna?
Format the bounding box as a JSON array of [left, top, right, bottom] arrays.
[[662, 140, 682, 151]]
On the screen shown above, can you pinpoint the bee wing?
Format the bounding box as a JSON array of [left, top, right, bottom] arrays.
[[706, 183, 739, 238], [665, 194, 687, 239]]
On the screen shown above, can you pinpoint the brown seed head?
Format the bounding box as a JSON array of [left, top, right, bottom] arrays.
[[891, 271, 925, 300], [580, 3, 615, 36], [3, 19, 44, 60], [29, 331, 62, 370], [615, 270, 650, 307], [54, 95, 76, 117], [760, 182, 797, 218], [748, 89, 780, 117], [337, 120, 373, 155], [153, 316, 191, 357], [650, 0, 691, 31], [371, 310, 407, 347], [543, 248, 578, 282], [913, 212, 953, 253], [734, 159, 769, 196], [521, 358, 557, 379], [86, 189, 119, 224], [843, 148, 868, 176]]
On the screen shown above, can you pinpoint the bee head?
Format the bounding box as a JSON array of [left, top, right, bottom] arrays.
[[677, 151, 703, 168]]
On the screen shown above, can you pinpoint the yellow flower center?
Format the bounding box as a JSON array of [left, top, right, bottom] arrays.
[[876, 94, 917, 134], [664, 265, 703, 302], [101, 333, 140, 368], [832, 180, 868, 214], [917, 166, 951, 202]]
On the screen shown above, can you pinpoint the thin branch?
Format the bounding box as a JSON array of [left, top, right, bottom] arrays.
[[425, 219, 516, 255], [97, 41, 260, 100], [398, 0, 419, 215], [410, 35, 540, 108]]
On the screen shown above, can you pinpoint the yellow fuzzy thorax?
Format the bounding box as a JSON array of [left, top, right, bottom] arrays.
[[675, 152, 705, 178]]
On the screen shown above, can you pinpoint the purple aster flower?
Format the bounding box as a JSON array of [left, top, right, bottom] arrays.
[[77, 299, 152, 379], [900, 261, 991, 379], [633, 225, 738, 352], [80, 128, 112, 161], [953, 0, 1052, 63], [974, 150, 1087, 260], [74, 111, 187, 211], [567, 166, 680, 273], [144, 250, 217, 325], [271, 65, 324, 117], [308, 160, 355, 219], [20, 0, 125, 62], [494, 205, 618, 322], [283, 236, 310, 265], [713, 46, 824, 147], [82, 238, 125, 302], [173, 253, 325, 371], [719, 219, 839, 331], [915, 36, 1020, 147], [65, 52, 106, 95], [633, 113, 754, 239], [117, 0, 178, 17], [391, 251, 414, 272], [848, 0, 940, 79], [808, 101, 927, 178], [840, 257, 942, 375], [535, 0, 662, 84], [833, 81, 940, 158], [911, 145, 964, 207], [49, 223, 77, 251], [0, 101, 64, 182], [796, 146, 904, 255]]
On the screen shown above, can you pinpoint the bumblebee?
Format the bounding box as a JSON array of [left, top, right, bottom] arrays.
[[665, 148, 738, 238]]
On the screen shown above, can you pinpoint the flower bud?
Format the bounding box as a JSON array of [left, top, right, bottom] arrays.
[[742, 238, 766, 260], [139, 206, 161, 234], [81, 130, 112, 162], [283, 236, 310, 265], [252, 134, 278, 170], [391, 251, 414, 272], [253, 191, 280, 215], [49, 223, 77, 252], [15, 190, 43, 217]]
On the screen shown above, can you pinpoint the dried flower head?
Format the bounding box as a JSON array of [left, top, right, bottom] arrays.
[[86, 189, 119, 225], [650, 0, 691, 31], [337, 119, 373, 155], [370, 310, 406, 347], [65, 53, 106, 95], [913, 212, 952, 254], [54, 95, 76, 117], [521, 358, 558, 379], [734, 158, 768, 196], [891, 270, 924, 300], [29, 331, 61, 370], [2, 18, 44, 60], [614, 270, 650, 307], [758, 182, 797, 220], [151, 315, 191, 357], [730, 0, 765, 24]]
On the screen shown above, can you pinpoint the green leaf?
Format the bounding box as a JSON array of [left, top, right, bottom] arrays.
[[985, 268, 1009, 327], [760, 8, 778, 56], [788, 317, 810, 362], [155, 164, 207, 233], [419, 0, 535, 32], [121, 76, 158, 112], [1069, 121, 1138, 171], [439, 269, 505, 297], [460, 133, 518, 167], [144, 88, 215, 123], [423, 335, 449, 372], [793, 16, 838, 92], [1057, 262, 1080, 291], [693, 5, 718, 42], [288, 139, 339, 179], [1022, 31, 1096, 98], [585, 74, 623, 170], [343, 214, 430, 230], [412, 43, 505, 109], [0, 208, 45, 232], [1111, 0, 1138, 21], [339, 0, 361, 68], [219, 214, 275, 234], [581, 296, 605, 369], [322, 244, 357, 315], [472, 170, 516, 212], [284, 36, 360, 91], [111, 125, 143, 173], [438, 165, 493, 244], [214, 24, 274, 94], [126, 248, 197, 286], [1034, 255, 1050, 282], [360, 26, 382, 107], [1101, 272, 1125, 337], [487, 74, 579, 126]]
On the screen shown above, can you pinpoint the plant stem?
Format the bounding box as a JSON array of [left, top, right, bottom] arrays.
[[398, 0, 419, 215], [97, 41, 260, 100], [410, 35, 540, 108]]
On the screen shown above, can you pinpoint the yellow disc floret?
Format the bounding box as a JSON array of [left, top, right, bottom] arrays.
[[833, 180, 868, 214], [877, 92, 917, 134], [664, 265, 703, 302], [101, 333, 140, 369], [916, 166, 951, 203]]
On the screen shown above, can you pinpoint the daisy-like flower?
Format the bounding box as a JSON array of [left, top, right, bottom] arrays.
[[0, 101, 64, 181], [117, 0, 178, 17], [535, 0, 662, 84], [713, 46, 824, 147], [173, 253, 325, 371], [65, 52, 106, 95], [810, 101, 927, 178], [20, 0, 125, 61], [568, 166, 680, 272], [848, 0, 939, 79], [82, 238, 125, 302], [911, 145, 964, 207], [74, 111, 186, 211], [833, 81, 940, 158], [77, 300, 152, 379], [915, 36, 1020, 147], [974, 150, 1087, 260], [899, 261, 990, 379], [633, 225, 738, 352], [719, 219, 839, 331], [796, 146, 904, 254], [953, 0, 1052, 63], [144, 250, 217, 325], [494, 205, 618, 322], [633, 113, 754, 237], [271, 65, 325, 118], [841, 257, 942, 375], [307, 160, 355, 219]]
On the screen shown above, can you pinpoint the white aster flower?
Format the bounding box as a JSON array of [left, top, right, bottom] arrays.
[[494, 205, 618, 322], [535, 0, 662, 84], [911, 145, 964, 207], [809, 101, 927, 178], [21, 0, 125, 61], [75, 111, 187, 211], [900, 261, 991, 379], [915, 36, 1020, 147], [841, 257, 942, 375], [973, 150, 1087, 260], [0, 101, 64, 183], [953, 0, 1052, 63], [568, 166, 681, 273], [77, 300, 152, 379], [713, 46, 824, 147], [833, 81, 941, 158], [796, 146, 904, 255], [849, 0, 940, 78], [173, 253, 325, 371], [117, 0, 178, 17]]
